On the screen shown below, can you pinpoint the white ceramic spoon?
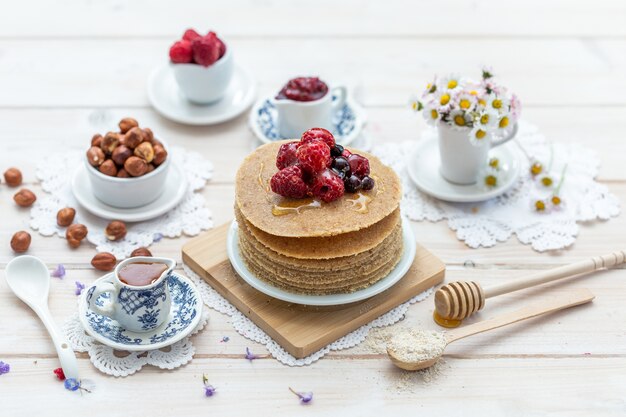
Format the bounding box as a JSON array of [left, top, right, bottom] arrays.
[[6, 256, 79, 379]]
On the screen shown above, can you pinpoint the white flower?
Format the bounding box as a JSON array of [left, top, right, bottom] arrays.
[[475, 109, 498, 129], [548, 194, 565, 211], [497, 114, 513, 130], [455, 91, 477, 112], [536, 172, 556, 189], [486, 93, 510, 113], [449, 109, 471, 129], [439, 73, 463, 91], [531, 198, 550, 213], [422, 76, 438, 98], [479, 166, 501, 190], [469, 125, 491, 146], [433, 89, 453, 113], [422, 105, 441, 126]]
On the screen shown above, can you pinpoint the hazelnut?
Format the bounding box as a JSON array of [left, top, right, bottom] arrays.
[[91, 134, 103, 147], [116, 168, 130, 178], [86, 146, 105, 167], [10, 231, 31, 253], [119, 117, 139, 134], [124, 156, 148, 177], [146, 163, 155, 173], [101, 132, 120, 154], [142, 128, 154, 143], [105, 220, 127, 241], [14, 188, 36, 207], [91, 252, 117, 271], [130, 247, 152, 257], [134, 142, 155, 163], [153, 145, 167, 166], [56, 207, 76, 227], [3, 167, 23, 187], [124, 127, 144, 149], [66, 223, 88, 248], [111, 145, 132, 166], [99, 159, 118, 177]]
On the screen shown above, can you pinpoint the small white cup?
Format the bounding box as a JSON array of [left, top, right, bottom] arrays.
[[437, 123, 518, 184], [85, 140, 171, 208], [171, 44, 234, 104], [271, 84, 347, 138]]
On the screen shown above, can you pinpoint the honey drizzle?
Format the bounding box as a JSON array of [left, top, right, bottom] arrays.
[[271, 198, 322, 216], [432, 310, 462, 328], [347, 192, 372, 213]]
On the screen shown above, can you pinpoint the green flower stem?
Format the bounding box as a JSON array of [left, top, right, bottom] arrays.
[[554, 163, 569, 195]]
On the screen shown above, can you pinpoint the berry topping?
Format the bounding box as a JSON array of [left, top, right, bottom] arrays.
[[311, 169, 345, 203], [331, 156, 351, 177], [300, 127, 335, 149], [296, 140, 331, 174], [270, 165, 310, 199], [331, 144, 344, 157], [361, 176, 375, 191], [206, 31, 226, 57], [276, 141, 299, 170], [192, 34, 221, 67], [341, 148, 352, 158], [276, 77, 329, 102], [344, 175, 362, 193], [347, 154, 370, 177], [169, 40, 193, 64], [182, 29, 201, 41]]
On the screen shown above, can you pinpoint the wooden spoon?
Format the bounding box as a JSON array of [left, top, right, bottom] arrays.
[[388, 288, 594, 371]]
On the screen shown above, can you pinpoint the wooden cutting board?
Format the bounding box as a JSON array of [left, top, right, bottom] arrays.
[[182, 222, 445, 358]]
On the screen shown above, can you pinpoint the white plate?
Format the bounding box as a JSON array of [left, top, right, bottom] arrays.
[[406, 138, 521, 203], [226, 217, 416, 306], [248, 95, 366, 146], [71, 163, 188, 222], [147, 63, 256, 125]]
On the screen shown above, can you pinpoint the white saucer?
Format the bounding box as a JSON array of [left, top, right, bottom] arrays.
[[407, 138, 521, 203], [147, 63, 256, 125], [71, 163, 188, 222], [249, 95, 366, 146], [79, 272, 203, 351], [226, 217, 416, 306]]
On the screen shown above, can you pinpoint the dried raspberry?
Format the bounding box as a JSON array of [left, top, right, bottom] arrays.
[[347, 154, 370, 177], [296, 140, 331, 174], [300, 128, 335, 149], [270, 165, 310, 199], [276, 141, 298, 170], [183, 29, 201, 41], [311, 169, 344, 202], [169, 40, 193, 64], [206, 31, 227, 57], [53, 367, 65, 381], [192, 35, 220, 66]]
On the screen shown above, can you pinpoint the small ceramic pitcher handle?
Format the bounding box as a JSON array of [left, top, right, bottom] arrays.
[[331, 86, 348, 112], [87, 278, 119, 319], [490, 123, 518, 148]]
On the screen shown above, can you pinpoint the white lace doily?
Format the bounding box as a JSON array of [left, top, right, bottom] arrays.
[[30, 147, 214, 258], [64, 308, 210, 377], [182, 264, 434, 366], [371, 121, 620, 251]]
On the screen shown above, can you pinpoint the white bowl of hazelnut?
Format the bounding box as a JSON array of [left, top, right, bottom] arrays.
[[85, 118, 171, 209]]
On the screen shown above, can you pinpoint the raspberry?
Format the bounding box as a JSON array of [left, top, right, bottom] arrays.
[[311, 169, 345, 202], [270, 165, 310, 199], [183, 29, 201, 41], [192, 34, 220, 66], [296, 140, 331, 174], [276, 141, 298, 170], [300, 127, 335, 149], [53, 367, 65, 381], [169, 40, 193, 63], [347, 154, 370, 177], [341, 148, 352, 158], [206, 31, 227, 57]]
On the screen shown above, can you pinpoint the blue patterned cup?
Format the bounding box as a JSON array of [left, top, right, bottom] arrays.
[[86, 257, 176, 333]]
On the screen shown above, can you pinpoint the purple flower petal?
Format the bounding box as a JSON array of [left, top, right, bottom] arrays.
[[289, 387, 313, 404], [204, 384, 217, 397], [245, 347, 258, 361], [153, 233, 164, 242], [51, 264, 66, 279], [74, 281, 85, 296], [64, 378, 80, 391], [0, 361, 10, 375]]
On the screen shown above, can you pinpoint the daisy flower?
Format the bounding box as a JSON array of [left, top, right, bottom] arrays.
[[475, 109, 498, 129], [434, 89, 453, 109], [439, 73, 463, 91], [449, 109, 471, 129], [455, 91, 477, 111], [532, 198, 550, 213], [479, 167, 500, 189], [536, 172, 555, 189], [422, 104, 441, 126], [469, 125, 490, 146], [529, 160, 543, 176], [488, 157, 500, 170], [486, 93, 510, 113], [548, 194, 565, 211], [422, 76, 438, 97]]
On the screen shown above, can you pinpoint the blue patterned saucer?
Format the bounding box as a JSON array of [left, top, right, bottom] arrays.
[[248, 94, 366, 146], [78, 273, 203, 351]]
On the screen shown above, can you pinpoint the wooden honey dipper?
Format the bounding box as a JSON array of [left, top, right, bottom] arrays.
[[434, 250, 625, 327]]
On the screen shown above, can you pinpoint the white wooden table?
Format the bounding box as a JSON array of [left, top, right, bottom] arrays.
[[1, 1, 625, 415]]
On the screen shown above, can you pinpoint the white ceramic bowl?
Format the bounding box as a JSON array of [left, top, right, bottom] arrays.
[[171, 44, 234, 104], [85, 141, 171, 209]]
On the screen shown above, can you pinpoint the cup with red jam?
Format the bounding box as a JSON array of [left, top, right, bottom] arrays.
[[272, 77, 347, 138], [86, 256, 176, 332]]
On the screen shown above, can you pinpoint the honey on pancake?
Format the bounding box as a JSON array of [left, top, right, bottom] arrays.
[[433, 310, 462, 328], [347, 192, 372, 213], [272, 198, 322, 216]]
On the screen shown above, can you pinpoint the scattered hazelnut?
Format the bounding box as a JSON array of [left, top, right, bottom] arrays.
[[116, 168, 130, 178], [119, 117, 139, 134], [142, 128, 154, 143], [91, 134, 103, 147], [99, 159, 118, 177], [66, 223, 88, 248], [101, 132, 120, 154], [91, 252, 117, 271], [130, 247, 152, 257], [153, 145, 167, 166], [86, 146, 106, 167], [3, 167, 23, 187], [134, 142, 155, 163], [105, 220, 127, 241], [111, 145, 132, 166], [14, 188, 36, 207], [10, 231, 31, 253], [124, 127, 144, 149], [56, 207, 76, 227], [124, 156, 148, 177]]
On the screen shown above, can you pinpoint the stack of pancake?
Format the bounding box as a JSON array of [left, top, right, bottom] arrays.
[[234, 141, 403, 295]]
